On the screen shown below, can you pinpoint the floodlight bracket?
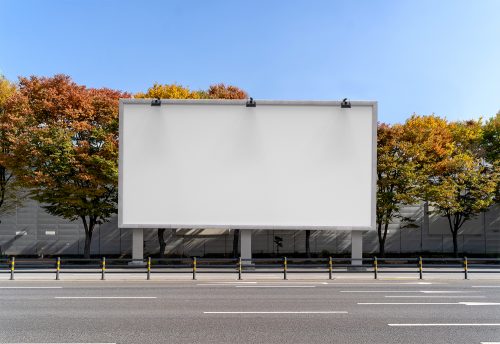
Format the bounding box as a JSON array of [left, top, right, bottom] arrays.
[[341, 98, 351, 108], [246, 97, 256, 107]]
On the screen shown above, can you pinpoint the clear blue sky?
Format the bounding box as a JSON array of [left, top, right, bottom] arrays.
[[1, 0, 499, 123]]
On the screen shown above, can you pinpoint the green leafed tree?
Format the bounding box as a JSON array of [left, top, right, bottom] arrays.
[[1, 75, 129, 258], [426, 119, 499, 256]]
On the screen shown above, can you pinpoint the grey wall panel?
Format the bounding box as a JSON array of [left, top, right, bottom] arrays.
[[0, 200, 499, 256]]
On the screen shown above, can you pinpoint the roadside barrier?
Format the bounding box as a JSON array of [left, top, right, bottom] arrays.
[[101, 257, 106, 280], [10, 257, 14, 280], [0, 256, 499, 280], [192, 257, 197, 280], [147, 257, 151, 280]]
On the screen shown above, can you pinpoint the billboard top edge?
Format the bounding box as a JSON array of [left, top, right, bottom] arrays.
[[120, 99, 377, 107]]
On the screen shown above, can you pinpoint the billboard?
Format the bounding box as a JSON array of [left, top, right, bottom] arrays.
[[119, 99, 376, 230]]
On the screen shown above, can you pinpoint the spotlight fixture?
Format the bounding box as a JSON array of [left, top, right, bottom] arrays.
[[151, 98, 161, 106], [341, 98, 351, 108], [246, 97, 256, 107]]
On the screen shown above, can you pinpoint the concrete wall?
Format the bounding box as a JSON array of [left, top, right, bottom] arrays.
[[0, 199, 129, 256], [1, 201, 499, 256]]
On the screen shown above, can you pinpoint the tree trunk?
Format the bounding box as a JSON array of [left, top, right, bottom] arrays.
[[158, 228, 166, 258], [452, 230, 458, 257], [305, 230, 311, 258], [377, 220, 389, 257], [232, 229, 240, 258], [377, 221, 384, 256], [446, 214, 460, 258], [84, 231, 93, 259], [81, 216, 95, 259]]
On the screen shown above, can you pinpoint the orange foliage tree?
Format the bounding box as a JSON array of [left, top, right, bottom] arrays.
[[1, 75, 129, 258], [0, 76, 26, 231]]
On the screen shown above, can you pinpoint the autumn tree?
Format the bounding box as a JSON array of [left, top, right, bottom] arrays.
[[135, 82, 248, 257], [425, 119, 499, 256], [204, 83, 248, 99], [483, 112, 500, 202], [2, 75, 129, 258], [0, 76, 26, 225], [135, 83, 200, 100], [376, 122, 420, 256]]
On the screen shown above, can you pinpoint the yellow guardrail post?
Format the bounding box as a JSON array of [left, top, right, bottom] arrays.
[[464, 256, 468, 280], [283, 257, 287, 280], [56, 257, 60, 280], [374, 257, 378, 280], [101, 257, 106, 280], [10, 257, 15, 280], [238, 257, 242, 280], [328, 257, 333, 280], [418, 256, 423, 280], [192, 257, 197, 280], [147, 257, 151, 280]]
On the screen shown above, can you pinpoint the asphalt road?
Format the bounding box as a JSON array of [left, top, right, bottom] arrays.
[[0, 278, 499, 344]]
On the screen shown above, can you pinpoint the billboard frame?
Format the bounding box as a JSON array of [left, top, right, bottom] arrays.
[[118, 99, 377, 231]]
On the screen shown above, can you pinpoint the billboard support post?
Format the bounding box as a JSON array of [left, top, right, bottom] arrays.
[[131, 228, 144, 264], [351, 231, 363, 266], [240, 229, 252, 265]]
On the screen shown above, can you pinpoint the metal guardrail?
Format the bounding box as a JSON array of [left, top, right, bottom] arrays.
[[1, 256, 499, 280]]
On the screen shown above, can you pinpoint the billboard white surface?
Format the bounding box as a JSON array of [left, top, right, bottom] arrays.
[[119, 100, 376, 230]]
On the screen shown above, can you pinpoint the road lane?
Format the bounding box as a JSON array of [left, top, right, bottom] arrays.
[[0, 279, 499, 344]]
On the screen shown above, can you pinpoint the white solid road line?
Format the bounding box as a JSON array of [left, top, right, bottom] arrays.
[[321, 282, 435, 285], [0, 343, 116, 344], [359, 302, 459, 305], [201, 282, 258, 284], [0, 287, 63, 289], [460, 302, 500, 306], [421, 291, 474, 294], [385, 295, 486, 298], [54, 297, 157, 299], [481, 342, 500, 343], [359, 302, 500, 305], [235, 286, 316, 288], [473, 286, 500, 288], [388, 324, 500, 327], [196, 282, 257, 287], [204, 311, 348, 314], [341, 291, 421, 293], [341, 290, 473, 293]]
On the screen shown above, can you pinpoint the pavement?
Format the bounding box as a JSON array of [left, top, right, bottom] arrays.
[[0, 273, 499, 344]]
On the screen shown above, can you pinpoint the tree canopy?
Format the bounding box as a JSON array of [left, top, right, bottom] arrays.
[[0, 76, 26, 220], [0, 72, 498, 258], [1, 74, 129, 258], [135, 82, 247, 100]]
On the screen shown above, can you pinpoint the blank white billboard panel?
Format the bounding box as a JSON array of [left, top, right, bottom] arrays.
[[119, 100, 376, 230]]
